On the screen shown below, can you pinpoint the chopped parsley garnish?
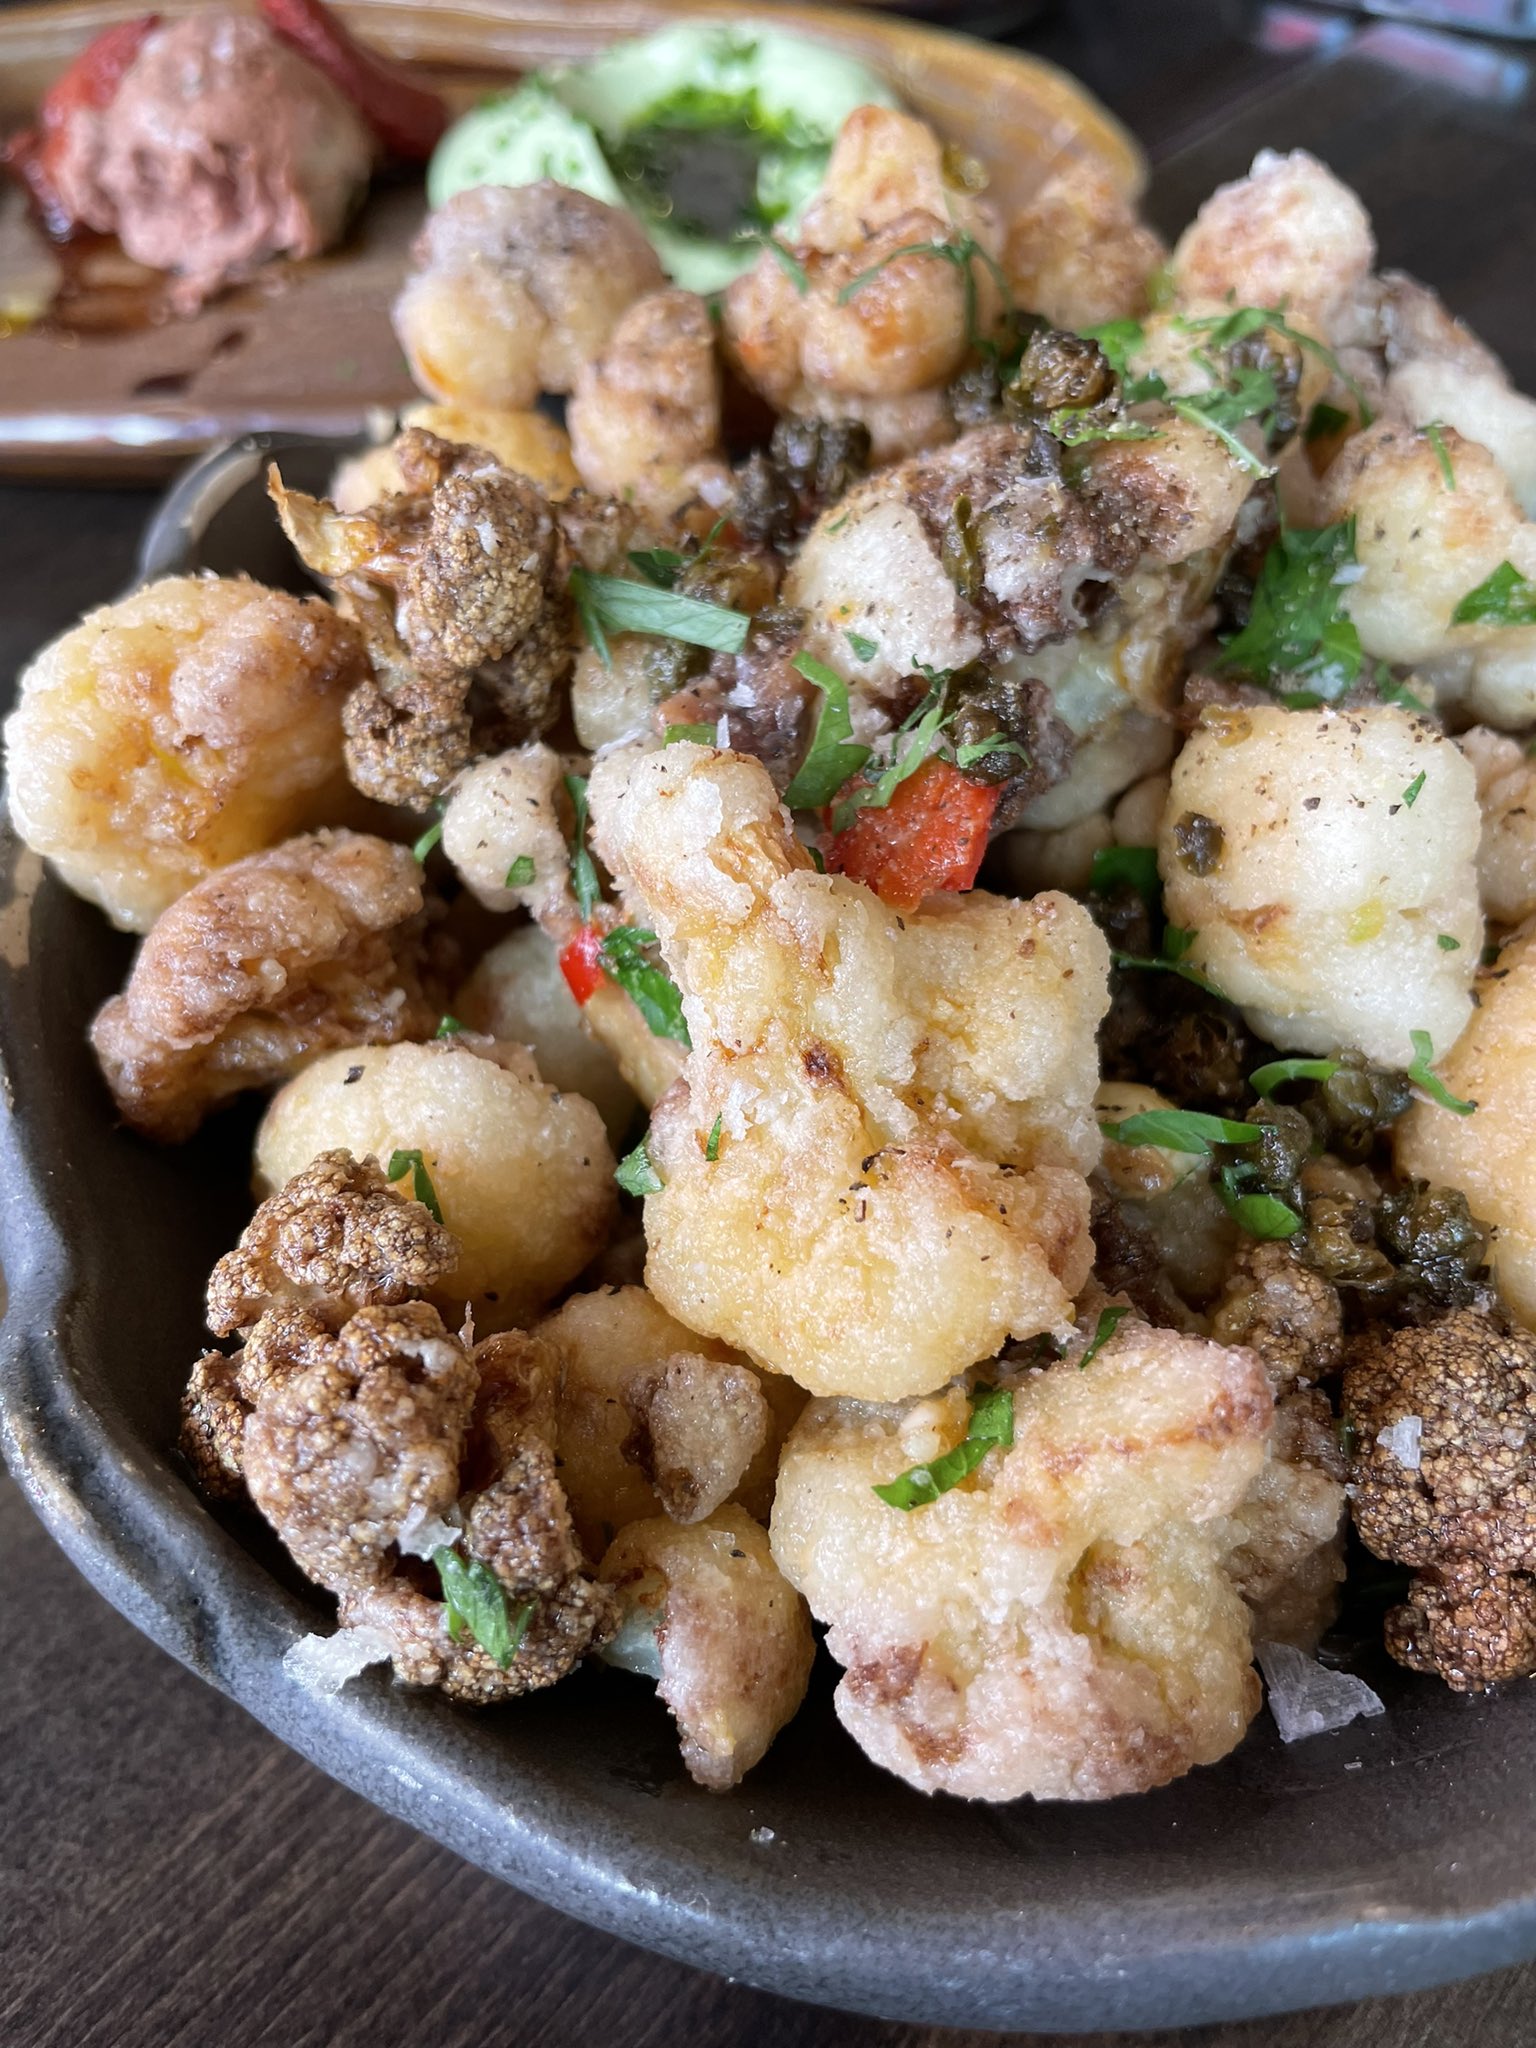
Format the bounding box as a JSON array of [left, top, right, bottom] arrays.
[[1406, 1029, 1475, 1115], [845, 629, 879, 662], [1218, 1166, 1303, 1241], [837, 233, 1010, 350], [1219, 518, 1362, 701], [1047, 408, 1158, 446], [1090, 844, 1160, 900], [665, 722, 716, 746], [761, 236, 809, 293], [954, 733, 1030, 771], [940, 493, 982, 600], [1079, 1305, 1130, 1370], [1425, 421, 1456, 491], [627, 545, 685, 588], [432, 1546, 532, 1669], [568, 568, 751, 665], [831, 678, 950, 833], [705, 1114, 723, 1162], [1079, 317, 1168, 404], [1377, 672, 1431, 714], [872, 1382, 1014, 1511], [599, 927, 691, 1046], [1402, 770, 1426, 808], [505, 854, 536, 888], [1111, 928, 1218, 994], [1452, 560, 1536, 627], [1250, 1056, 1341, 1097], [1175, 304, 1373, 424], [563, 773, 600, 922], [1437, 934, 1461, 951], [615, 1136, 663, 1197], [411, 819, 443, 863], [1305, 400, 1351, 445], [434, 1014, 465, 1038], [783, 653, 873, 810], [1170, 364, 1279, 478], [386, 1148, 443, 1224], [1099, 1108, 1261, 1154]]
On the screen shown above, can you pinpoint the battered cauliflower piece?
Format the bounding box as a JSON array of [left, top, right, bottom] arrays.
[[5, 574, 366, 934], [1003, 156, 1165, 331], [1397, 932, 1536, 1326], [439, 742, 573, 923], [393, 181, 665, 410], [271, 430, 573, 807], [1159, 705, 1481, 1067], [770, 1321, 1272, 1800], [1170, 148, 1375, 335], [722, 107, 1003, 458], [599, 1506, 814, 1790], [90, 830, 441, 1143], [537, 1285, 770, 1556], [1345, 1312, 1536, 1689], [1460, 725, 1536, 928], [1320, 421, 1536, 729], [331, 403, 579, 512], [1216, 1387, 1347, 1650], [255, 1037, 616, 1332], [567, 288, 729, 515], [589, 743, 1107, 1401]]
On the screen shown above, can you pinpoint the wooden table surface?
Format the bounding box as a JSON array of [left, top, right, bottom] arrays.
[[8, 2, 1536, 2042]]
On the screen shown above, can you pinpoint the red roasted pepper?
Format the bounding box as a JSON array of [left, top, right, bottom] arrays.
[[258, 0, 447, 161], [3, 14, 158, 236], [559, 925, 605, 1006], [828, 757, 1001, 912]]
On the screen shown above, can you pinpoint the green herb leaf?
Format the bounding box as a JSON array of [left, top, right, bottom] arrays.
[[1377, 672, 1431, 714], [563, 773, 600, 923], [1219, 519, 1362, 699], [1437, 934, 1461, 951], [1250, 1056, 1341, 1097], [845, 629, 879, 662], [705, 1114, 723, 1163], [571, 568, 612, 668], [615, 1136, 663, 1197], [627, 546, 685, 588], [1170, 370, 1278, 478], [1176, 305, 1374, 425], [1406, 1028, 1476, 1115], [761, 235, 808, 293], [1452, 560, 1536, 627], [831, 679, 949, 833], [568, 568, 751, 655], [599, 926, 691, 1046], [836, 232, 1011, 351], [665, 722, 716, 746], [1099, 1108, 1262, 1154], [954, 733, 1031, 770], [1079, 1304, 1130, 1370], [872, 1382, 1015, 1510], [1079, 317, 1168, 403], [1110, 949, 1219, 996], [1402, 770, 1426, 808], [432, 1546, 532, 1669], [505, 854, 536, 888], [1090, 844, 1160, 901], [1218, 1167, 1303, 1240], [412, 820, 443, 863], [1048, 407, 1159, 446], [434, 1014, 465, 1038], [1162, 925, 1198, 962], [386, 1148, 443, 1224], [782, 653, 873, 810], [1305, 400, 1351, 445], [1425, 421, 1456, 491]]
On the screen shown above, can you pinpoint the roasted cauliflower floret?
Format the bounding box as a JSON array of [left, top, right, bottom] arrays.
[[567, 288, 729, 515], [589, 743, 1106, 1401], [5, 574, 367, 934], [1209, 1237, 1344, 1388], [271, 431, 574, 808], [770, 1321, 1272, 1800], [1461, 725, 1536, 928], [599, 1506, 814, 1790], [255, 1037, 616, 1332], [331, 403, 579, 512], [1345, 1311, 1536, 1689], [1003, 156, 1165, 331], [1159, 705, 1481, 1067], [180, 1349, 248, 1500], [89, 830, 441, 1143], [393, 181, 665, 410], [1396, 931, 1536, 1326], [1171, 148, 1374, 335]]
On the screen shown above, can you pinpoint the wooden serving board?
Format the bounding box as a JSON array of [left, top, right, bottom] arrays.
[[0, 0, 1144, 479]]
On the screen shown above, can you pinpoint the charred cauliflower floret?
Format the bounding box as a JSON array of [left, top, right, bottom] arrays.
[[567, 288, 729, 515], [1003, 156, 1165, 332], [90, 830, 442, 1142], [1159, 704, 1481, 1068], [255, 1037, 616, 1332], [1210, 1237, 1344, 1387], [1345, 1311, 1536, 1689], [1460, 725, 1536, 929], [331, 403, 579, 512], [4, 574, 367, 934], [770, 1321, 1272, 1801], [599, 1505, 815, 1790], [589, 743, 1107, 1401], [271, 431, 574, 807]]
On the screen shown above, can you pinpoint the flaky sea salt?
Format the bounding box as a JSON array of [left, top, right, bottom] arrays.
[[1376, 1415, 1423, 1470], [750, 1827, 776, 1846], [283, 1625, 395, 1698], [1257, 1641, 1385, 1743], [396, 1501, 463, 1559]]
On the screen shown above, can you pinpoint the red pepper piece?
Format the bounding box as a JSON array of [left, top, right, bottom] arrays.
[[828, 757, 1001, 913], [257, 0, 447, 161], [559, 925, 605, 1006], [4, 14, 159, 236]]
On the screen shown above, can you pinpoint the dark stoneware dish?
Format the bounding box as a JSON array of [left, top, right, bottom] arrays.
[[2, 436, 1535, 2034]]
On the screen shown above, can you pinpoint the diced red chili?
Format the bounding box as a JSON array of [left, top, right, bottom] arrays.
[[258, 0, 447, 161], [828, 757, 1001, 912], [559, 925, 605, 1006]]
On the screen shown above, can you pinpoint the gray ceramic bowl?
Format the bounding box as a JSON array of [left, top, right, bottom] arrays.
[[3, 435, 1535, 2035]]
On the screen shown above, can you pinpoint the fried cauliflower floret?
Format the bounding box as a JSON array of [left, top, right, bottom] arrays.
[[393, 181, 665, 410], [255, 1037, 616, 1332], [599, 1506, 814, 1790], [181, 1350, 248, 1499], [271, 430, 573, 808], [722, 107, 1002, 455], [1321, 421, 1536, 729], [1345, 1311, 1536, 1689], [89, 830, 440, 1143], [1460, 725, 1536, 928], [439, 742, 572, 922], [588, 743, 1106, 1400], [1003, 156, 1166, 330], [331, 403, 579, 512], [1171, 148, 1375, 335], [5, 575, 367, 934], [1159, 705, 1481, 1067], [770, 1322, 1272, 1800], [1209, 1237, 1344, 1388], [567, 288, 729, 515], [1396, 931, 1536, 1326], [537, 1285, 770, 1557]]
